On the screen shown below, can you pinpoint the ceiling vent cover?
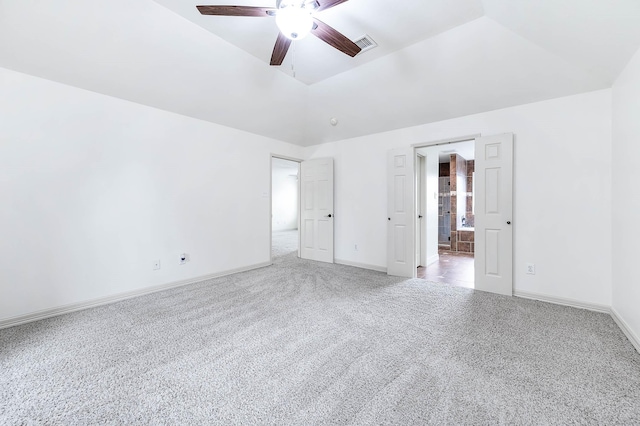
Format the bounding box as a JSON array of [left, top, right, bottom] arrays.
[[354, 35, 377, 54]]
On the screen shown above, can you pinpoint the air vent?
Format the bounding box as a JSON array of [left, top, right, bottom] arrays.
[[354, 35, 377, 54]]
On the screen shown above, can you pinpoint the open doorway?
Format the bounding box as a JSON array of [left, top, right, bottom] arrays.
[[271, 157, 300, 260], [415, 141, 475, 289]]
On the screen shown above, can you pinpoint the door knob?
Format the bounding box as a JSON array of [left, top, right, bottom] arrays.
[[507, 221, 511, 225], [418, 215, 423, 219], [388, 218, 391, 221], [326, 214, 332, 218]]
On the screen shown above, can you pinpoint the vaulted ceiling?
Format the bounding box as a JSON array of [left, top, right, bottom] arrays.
[[1, 0, 640, 146]]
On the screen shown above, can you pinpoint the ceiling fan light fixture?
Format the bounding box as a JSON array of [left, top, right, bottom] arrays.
[[197, 0, 360, 67], [276, 2, 314, 40]]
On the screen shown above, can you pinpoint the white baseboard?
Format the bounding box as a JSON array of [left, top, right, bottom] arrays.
[[610, 307, 640, 354], [513, 290, 610, 313], [0, 261, 272, 330], [335, 258, 387, 273], [513, 291, 640, 353]]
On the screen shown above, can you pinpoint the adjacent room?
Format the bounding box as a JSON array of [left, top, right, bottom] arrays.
[[1, 0, 640, 424], [271, 157, 300, 258], [416, 140, 476, 289]]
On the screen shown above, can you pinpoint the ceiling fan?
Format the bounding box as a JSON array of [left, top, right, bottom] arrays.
[[196, 0, 361, 66]]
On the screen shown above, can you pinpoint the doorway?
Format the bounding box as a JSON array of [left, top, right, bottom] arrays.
[[388, 134, 513, 295], [415, 140, 476, 289], [271, 157, 300, 260]]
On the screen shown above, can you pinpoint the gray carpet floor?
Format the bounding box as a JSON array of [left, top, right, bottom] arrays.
[[272, 229, 299, 258], [1, 232, 639, 424]]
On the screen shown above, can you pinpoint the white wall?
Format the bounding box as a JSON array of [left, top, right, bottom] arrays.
[[612, 46, 640, 346], [425, 153, 439, 266], [0, 65, 621, 326], [0, 68, 304, 323], [272, 166, 299, 231], [305, 90, 613, 307]]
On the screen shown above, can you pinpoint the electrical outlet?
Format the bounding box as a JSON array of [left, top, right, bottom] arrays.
[[526, 263, 535, 275], [179, 253, 189, 265], [153, 260, 161, 270]]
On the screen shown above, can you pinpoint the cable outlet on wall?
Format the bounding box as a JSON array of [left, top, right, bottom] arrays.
[[153, 260, 161, 270], [526, 263, 536, 275], [179, 253, 189, 265]]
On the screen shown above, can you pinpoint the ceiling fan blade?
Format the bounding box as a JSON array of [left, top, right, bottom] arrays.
[[315, 0, 349, 12], [196, 6, 275, 17], [311, 18, 361, 57], [270, 32, 292, 66]]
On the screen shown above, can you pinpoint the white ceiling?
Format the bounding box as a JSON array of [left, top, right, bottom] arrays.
[[153, 0, 485, 85], [483, 0, 640, 85], [439, 141, 475, 163], [417, 140, 475, 163], [1, 0, 640, 146]]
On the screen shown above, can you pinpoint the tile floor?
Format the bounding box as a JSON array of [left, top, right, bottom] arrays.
[[417, 250, 475, 289]]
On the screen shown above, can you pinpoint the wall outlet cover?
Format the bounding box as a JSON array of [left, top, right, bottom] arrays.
[[153, 260, 161, 270], [526, 263, 535, 275]]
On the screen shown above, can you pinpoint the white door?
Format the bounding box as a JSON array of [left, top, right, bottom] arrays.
[[415, 155, 424, 267], [474, 133, 513, 296], [387, 148, 415, 277], [300, 158, 334, 263]]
